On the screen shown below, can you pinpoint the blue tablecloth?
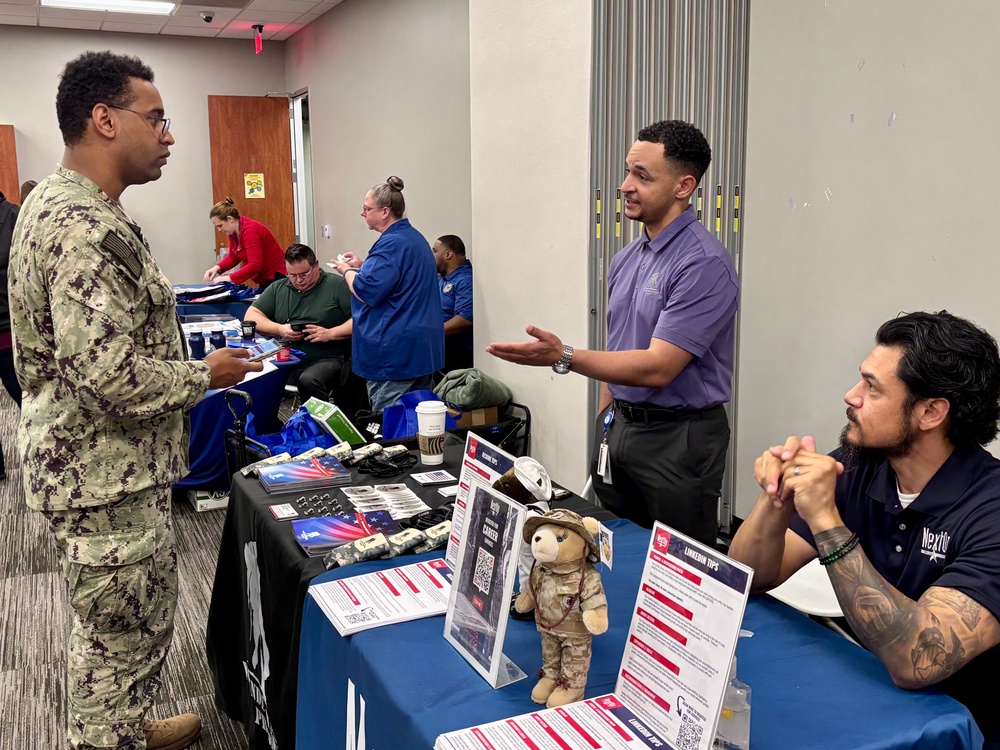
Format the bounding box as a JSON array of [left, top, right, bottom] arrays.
[[295, 519, 983, 750], [177, 366, 288, 490]]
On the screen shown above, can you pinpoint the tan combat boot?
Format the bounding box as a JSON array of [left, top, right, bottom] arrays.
[[530, 677, 558, 704], [547, 685, 585, 708], [143, 713, 202, 750]]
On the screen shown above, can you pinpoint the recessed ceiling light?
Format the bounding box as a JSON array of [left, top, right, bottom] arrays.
[[40, 0, 176, 15]]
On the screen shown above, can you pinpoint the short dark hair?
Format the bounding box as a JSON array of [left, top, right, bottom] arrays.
[[437, 235, 466, 256], [876, 311, 1000, 449], [56, 51, 154, 147], [637, 120, 712, 182], [285, 243, 317, 266]]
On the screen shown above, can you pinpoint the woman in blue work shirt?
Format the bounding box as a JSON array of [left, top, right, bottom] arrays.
[[332, 176, 444, 411]]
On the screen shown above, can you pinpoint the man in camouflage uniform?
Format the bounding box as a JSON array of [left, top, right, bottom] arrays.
[[9, 51, 261, 750]]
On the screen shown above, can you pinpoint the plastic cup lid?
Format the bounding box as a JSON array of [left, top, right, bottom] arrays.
[[415, 400, 447, 413]]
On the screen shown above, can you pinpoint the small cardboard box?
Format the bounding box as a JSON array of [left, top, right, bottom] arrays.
[[187, 490, 230, 512], [449, 406, 500, 428]]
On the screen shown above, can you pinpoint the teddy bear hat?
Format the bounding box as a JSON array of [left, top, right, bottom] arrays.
[[523, 509, 599, 558]]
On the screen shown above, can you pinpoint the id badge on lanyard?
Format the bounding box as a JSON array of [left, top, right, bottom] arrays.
[[597, 407, 614, 484]]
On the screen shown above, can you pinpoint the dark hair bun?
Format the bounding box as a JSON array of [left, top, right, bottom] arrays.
[[225, 196, 235, 205], [386, 176, 404, 192]]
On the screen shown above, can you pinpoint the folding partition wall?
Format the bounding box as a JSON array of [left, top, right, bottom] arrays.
[[588, 0, 750, 529]]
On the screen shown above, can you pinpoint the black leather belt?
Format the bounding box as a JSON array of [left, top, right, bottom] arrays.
[[614, 400, 722, 424]]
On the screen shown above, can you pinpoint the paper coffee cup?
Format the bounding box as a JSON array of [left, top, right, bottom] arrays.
[[415, 400, 447, 465]]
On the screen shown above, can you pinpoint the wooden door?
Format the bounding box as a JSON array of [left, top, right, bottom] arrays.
[[0, 125, 19, 204], [207, 96, 294, 248]]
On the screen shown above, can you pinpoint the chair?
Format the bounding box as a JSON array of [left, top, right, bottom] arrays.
[[767, 558, 858, 645]]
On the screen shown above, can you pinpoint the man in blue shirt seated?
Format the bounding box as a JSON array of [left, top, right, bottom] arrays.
[[729, 311, 1000, 746], [432, 234, 473, 373]]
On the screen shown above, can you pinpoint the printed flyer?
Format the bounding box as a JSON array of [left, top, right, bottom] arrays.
[[445, 434, 516, 569]]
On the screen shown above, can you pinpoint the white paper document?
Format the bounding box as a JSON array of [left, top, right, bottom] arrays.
[[445, 434, 516, 569], [309, 559, 454, 636]]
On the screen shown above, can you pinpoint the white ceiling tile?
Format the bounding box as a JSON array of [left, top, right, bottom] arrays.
[[100, 11, 165, 24], [246, 0, 317, 12], [0, 3, 38, 16], [41, 16, 104, 29], [0, 14, 36, 24], [160, 23, 218, 35], [101, 20, 164, 33], [39, 7, 106, 19], [236, 9, 302, 23]]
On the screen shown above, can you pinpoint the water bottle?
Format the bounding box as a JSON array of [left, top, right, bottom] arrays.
[[714, 656, 751, 750], [188, 331, 206, 360], [209, 330, 227, 353]]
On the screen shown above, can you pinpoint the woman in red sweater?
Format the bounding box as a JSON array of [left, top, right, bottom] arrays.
[[203, 197, 286, 288]]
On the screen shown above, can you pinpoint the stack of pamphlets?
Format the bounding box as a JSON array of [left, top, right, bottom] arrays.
[[342, 484, 431, 520], [257, 455, 352, 494], [291, 510, 400, 557]]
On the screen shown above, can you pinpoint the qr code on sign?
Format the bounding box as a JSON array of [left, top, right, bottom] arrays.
[[344, 608, 377, 625], [473, 547, 495, 594], [675, 710, 703, 750]]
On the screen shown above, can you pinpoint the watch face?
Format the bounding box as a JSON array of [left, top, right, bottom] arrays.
[[553, 363, 570, 375]]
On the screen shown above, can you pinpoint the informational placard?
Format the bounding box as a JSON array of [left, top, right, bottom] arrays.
[[445, 434, 516, 569], [244, 172, 265, 198], [443, 479, 526, 688], [434, 695, 670, 750], [309, 559, 453, 636], [437, 522, 753, 750], [615, 523, 753, 750]]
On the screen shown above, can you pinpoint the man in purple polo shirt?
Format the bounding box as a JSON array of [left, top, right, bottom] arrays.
[[488, 120, 738, 546]]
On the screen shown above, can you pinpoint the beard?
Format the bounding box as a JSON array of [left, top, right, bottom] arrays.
[[839, 408, 917, 470]]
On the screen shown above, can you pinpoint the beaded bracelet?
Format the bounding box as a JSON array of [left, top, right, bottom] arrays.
[[819, 533, 860, 566]]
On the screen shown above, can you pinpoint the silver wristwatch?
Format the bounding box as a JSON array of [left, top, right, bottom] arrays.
[[552, 345, 574, 375]]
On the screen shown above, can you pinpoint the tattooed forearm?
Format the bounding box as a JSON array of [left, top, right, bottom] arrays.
[[912, 625, 965, 682], [924, 587, 983, 631], [812, 526, 996, 688]]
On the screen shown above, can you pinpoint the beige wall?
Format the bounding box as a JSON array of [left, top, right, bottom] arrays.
[[469, 0, 593, 490], [0, 26, 286, 284], [284, 0, 471, 261]]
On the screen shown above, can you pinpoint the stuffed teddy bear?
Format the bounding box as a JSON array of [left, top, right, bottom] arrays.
[[514, 509, 608, 708]]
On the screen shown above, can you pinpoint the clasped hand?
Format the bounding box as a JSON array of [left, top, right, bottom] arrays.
[[755, 435, 844, 528]]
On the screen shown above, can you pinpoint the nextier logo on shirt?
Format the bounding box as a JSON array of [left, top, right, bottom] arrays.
[[920, 527, 950, 563], [642, 272, 660, 297]]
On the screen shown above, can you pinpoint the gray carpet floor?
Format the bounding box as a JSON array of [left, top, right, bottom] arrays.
[[0, 392, 249, 749]]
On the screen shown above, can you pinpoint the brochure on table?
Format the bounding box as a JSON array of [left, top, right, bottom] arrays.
[[308, 558, 454, 636], [443, 479, 527, 689], [437, 522, 753, 750], [445, 433, 517, 569]]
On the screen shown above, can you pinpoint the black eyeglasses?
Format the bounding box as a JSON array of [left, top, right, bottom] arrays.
[[109, 105, 171, 136], [362, 204, 386, 214]]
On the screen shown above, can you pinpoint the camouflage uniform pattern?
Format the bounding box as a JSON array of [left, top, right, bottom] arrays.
[[9, 167, 212, 512], [531, 562, 607, 689], [323, 532, 389, 569], [43, 487, 176, 748], [9, 167, 212, 749]]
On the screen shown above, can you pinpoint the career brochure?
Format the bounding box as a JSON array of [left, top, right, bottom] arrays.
[[257, 454, 352, 493], [309, 558, 454, 636], [291, 511, 401, 557]]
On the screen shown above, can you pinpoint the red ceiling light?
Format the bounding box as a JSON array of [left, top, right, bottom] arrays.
[[253, 24, 263, 54]]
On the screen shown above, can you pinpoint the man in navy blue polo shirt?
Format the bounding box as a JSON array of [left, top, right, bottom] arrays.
[[488, 120, 738, 546], [729, 311, 1000, 744], [432, 234, 474, 373]]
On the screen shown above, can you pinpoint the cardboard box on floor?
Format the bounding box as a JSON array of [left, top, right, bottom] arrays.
[[187, 490, 229, 512], [448, 406, 499, 428]]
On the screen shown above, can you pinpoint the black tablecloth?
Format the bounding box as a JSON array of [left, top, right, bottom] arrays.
[[205, 444, 612, 750]]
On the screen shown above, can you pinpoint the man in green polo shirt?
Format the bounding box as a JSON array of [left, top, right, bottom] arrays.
[[245, 243, 359, 409]]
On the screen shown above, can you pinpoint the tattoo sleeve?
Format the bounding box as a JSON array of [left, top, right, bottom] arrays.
[[813, 526, 985, 687]]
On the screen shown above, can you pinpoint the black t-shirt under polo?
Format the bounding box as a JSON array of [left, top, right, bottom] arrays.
[[790, 446, 1000, 740]]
